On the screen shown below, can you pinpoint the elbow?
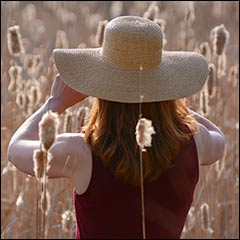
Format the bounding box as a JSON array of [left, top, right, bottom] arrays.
[[200, 134, 226, 166], [7, 141, 17, 167], [212, 134, 226, 163], [219, 134, 226, 159]]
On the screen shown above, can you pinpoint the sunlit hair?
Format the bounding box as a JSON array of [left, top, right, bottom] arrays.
[[84, 98, 198, 187]]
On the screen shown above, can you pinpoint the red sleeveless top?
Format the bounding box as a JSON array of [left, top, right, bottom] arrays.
[[73, 129, 199, 239]]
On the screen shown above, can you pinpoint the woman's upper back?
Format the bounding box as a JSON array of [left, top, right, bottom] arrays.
[[73, 128, 199, 239]]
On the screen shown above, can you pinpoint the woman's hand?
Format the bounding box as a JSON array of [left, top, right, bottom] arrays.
[[50, 74, 88, 111]]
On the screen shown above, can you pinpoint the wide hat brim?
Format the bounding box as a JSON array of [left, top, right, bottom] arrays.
[[53, 48, 209, 103]]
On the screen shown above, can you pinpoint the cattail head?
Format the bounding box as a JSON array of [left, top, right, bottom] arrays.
[[207, 63, 216, 97], [143, 1, 159, 21], [29, 85, 41, 105], [64, 110, 73, 133], [9, 65, 22, 82], [228, 65, 238, 88], [211, 24, 230, 56], [217, 53, 227, 78], [23, 54, 34, 75], [135, 118, 156, 152], [200, 87, 209, 116], [7, 25, 25, 57], [55, 30, 69, 48], [110, 1, 123, 18], [200, 203, 214, 234], [16, 191, 24, 210], [33, 148, 47, 179], [95, 20, 108, 47], [200, 41, 211, 60], [76, 106, 89, 132], [77, 42, 87, 48], [39, 111, 60, 151], [32, 54, 43, 77], [41, 189, 51, 215], [154, 18, 166, 31], [16, 91, 27, 110], [8, 65, 22, 94], [154, 18, 167, 47], [185, 1, 195, 23], [62, 209, 74, 233], [185, 206, 196, 232]]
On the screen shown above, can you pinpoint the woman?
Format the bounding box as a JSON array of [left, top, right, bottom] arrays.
[[7, 16, 225, 239]]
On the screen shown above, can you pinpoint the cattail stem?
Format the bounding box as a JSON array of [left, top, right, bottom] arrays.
[[185, 17, 188, 51], [138, 65, 147, 239], [42, 149, 48, 239], [140, 149, 146, 239], [36, 178, 40, 239]]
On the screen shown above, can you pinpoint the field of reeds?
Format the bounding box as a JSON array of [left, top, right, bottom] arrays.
[[1, 1, 239, 239]]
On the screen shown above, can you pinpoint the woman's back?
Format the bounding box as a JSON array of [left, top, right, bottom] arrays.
[[74, 125, 199, 239]]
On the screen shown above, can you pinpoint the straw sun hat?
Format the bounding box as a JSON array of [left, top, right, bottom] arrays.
[[53, 16, 209, 103]]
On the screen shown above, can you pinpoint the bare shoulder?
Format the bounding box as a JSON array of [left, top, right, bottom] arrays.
[[193, 122, 226, 166], [56, 133, 90, 153], [48, 132, 92, 179], [53, 132, 92, 194]]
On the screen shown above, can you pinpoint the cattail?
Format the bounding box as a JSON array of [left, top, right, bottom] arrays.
[[9, 65, 22, 82], [143, 1, 159, 21], [23, 54, 34, 75], [55, 30, 69, 48], [64, 110, 73, 133], [185, 1, 195, 23], [29, 85, 41, 105], [200, 41, 211, 61], [16, 91, 27, 109], [200, 203, 214, 234], [207, 63, 216, 97], [217, 53, 227, 78], [32, 54, 43, 77], [218, 203, 226, 238], [95, 20, 108, 47], [136, 118, 156, 152], [41, 189, 51, 215], [211, 24, 230, 56], [154, 18, 165, 31], [7, 25, 25, 57], [228, 65, 238, 88], [61, 209, 74, 233], [16, 191, 24, 209], [215, 146, 227, 179], [76, 107, 88, 132], [33, 149, 47, 179], [200, 88, 209, 116], [38, 75, 48, 94], [39, 111, 60, 151], [8, 65, 22, 93], [154, 19, 167, 47], [185, 206, 196, 232], [110, 1, 123, 18], [77, 42, 87, 48]]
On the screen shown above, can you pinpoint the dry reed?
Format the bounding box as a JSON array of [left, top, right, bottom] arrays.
[[95, 20, 108, 47], [7, 25, 25, 57], [1, 2, 238, 239]]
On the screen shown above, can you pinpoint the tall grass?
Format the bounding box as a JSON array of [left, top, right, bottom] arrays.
[[1, 1, 239, 239]]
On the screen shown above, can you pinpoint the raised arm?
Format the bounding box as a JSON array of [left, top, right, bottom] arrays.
[[7, 74, 88, 179], [188, 109, 226, 166]]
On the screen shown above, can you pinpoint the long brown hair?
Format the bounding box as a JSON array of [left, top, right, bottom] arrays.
[[84, 98, 198, 187]]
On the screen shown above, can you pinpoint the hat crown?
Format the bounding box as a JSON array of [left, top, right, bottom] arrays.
[[102, 16, 163, 70]]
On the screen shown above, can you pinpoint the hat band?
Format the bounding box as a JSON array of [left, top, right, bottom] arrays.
[[102, 34, 162, 70]]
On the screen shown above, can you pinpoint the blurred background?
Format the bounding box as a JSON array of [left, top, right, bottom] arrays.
[[1, 1, 239, 239]]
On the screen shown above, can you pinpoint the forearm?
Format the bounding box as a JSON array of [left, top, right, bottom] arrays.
[[9, 97, 64, 144]]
